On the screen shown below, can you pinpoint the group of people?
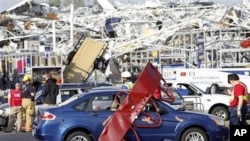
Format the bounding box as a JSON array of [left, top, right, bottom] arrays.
[[4, 66, 250, 132], [5, 72, 59, 133], [5, 76, 35, 133]]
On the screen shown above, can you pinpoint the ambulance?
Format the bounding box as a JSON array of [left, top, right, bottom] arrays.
[[161, 66, 250, 92]]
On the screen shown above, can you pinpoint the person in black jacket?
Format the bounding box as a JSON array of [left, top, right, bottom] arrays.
[[41, 73, 59, 106]]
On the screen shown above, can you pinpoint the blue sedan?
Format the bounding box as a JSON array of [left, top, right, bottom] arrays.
[[33, 89, 229, 141]]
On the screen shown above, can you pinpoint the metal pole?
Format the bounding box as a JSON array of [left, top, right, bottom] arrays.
[[70, 4, 74, 45], [52, 20, 56, 51]]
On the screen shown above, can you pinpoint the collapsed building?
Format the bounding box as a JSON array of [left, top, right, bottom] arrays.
[[0, 0, 250, 85]]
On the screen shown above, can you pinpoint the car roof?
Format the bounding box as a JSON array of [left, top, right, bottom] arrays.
[[34, 83, 114, 100], [59, 83, 113, 89], [35, 83, 113, 90], [83, 89, 127, 96], [86, 86, 182, 99], [89, 86, 122, 91]]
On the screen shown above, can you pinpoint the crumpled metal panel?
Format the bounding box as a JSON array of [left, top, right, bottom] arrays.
[[98, 62, 162, 141]]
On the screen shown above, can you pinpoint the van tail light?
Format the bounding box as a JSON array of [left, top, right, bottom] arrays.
[[41, 111, 56, 120]]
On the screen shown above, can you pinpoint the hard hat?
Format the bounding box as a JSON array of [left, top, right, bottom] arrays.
[[121, 71, 131, 78], [22, 74, 32, 82], [26, 68, 32, 74]]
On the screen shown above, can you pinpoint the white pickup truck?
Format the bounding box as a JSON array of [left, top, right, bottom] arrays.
[[170, 82, 232, 121]]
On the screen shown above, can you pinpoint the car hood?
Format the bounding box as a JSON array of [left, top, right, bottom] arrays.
[[178, 110, 215, 119], [205, 93, 230, 99]]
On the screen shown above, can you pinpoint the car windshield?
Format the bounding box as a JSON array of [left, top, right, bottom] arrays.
[[162, 101, 179, 110], [190, 83, 206, 94], [163, 87, 182, 99], [57, 93, 81, 106]]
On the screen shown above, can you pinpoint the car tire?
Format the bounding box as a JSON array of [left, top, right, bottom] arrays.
[[211, 106, 229, 121], [94, 57, 105, 70], [66, 131, 92, 141], [181, 127, 208, 141]]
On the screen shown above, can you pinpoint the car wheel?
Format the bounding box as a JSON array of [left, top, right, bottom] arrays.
[[181, 128, 208, 141], [66, 131, 92, 141], [0, 116, 7, 126], [94, 57, 105, 70], [211, 106, 229, 121]]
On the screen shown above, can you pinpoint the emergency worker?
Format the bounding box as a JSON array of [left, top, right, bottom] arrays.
[[5, 83, 23, 133], [21, 74, 35, 132], [111, 71, 134, 110], [121, 70, 134, 90], [228, 73, 249, 125]]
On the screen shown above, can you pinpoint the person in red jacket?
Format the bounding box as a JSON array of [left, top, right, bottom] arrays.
[[5, 83, 23, 133], [228, 73, 249, 125]]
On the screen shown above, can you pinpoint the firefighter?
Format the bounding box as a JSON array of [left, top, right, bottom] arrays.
[[21, 74, 35, 132], [121, 70, 134, 90]]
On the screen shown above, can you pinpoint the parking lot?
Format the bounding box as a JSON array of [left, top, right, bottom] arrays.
[[0, 132, 36, 141], [0, 120, 249, 141]]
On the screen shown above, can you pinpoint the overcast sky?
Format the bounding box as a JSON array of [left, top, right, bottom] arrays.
[[0, 0, 246, 13]]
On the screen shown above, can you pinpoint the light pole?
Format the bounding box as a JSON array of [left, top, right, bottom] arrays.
[[70, 0, 74, 45]]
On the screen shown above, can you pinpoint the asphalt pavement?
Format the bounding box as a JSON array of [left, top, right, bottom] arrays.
[[0, 131, 37, 141], [0, 120, 249, 141]]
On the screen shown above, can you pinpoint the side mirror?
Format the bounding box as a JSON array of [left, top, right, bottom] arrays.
[[157, 106, 168, 115], [197, 92, 202, 96]]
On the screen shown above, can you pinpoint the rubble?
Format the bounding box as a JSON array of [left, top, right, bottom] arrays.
[[0, 0, 250, 82]]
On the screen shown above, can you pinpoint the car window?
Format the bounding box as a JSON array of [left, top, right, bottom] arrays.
[[74, 100, 89, 111], [162, 87, 182, 99], [58, 94, 80, 106], [92, 95, 114, 110], [179, 84, 198, 96], [143, 101, 157, 112], [71, 93, 115, 111], [81, 89, 87, 92], [205, 86, 230, 95], [162, 101, 178, 110], [176, 85, 189, 96], [109, 92, 128, 111], [90, 92, 129, 111], [190, 83, 206, 94], [61, 89, 79, 102]]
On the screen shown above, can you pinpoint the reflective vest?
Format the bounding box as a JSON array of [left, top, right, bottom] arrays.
[[123, 81, 134, 90], [240, 83, 249, 104], [230, 82, 249, 107], [10, 89, 22, 107]]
